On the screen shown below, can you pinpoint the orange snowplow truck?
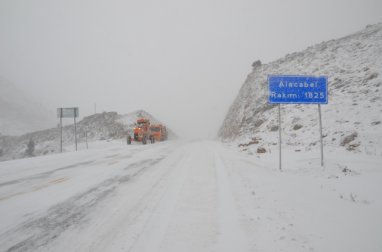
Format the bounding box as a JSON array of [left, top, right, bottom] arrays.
[[133, 118, 154, 144], [149, 124, 168, 142]]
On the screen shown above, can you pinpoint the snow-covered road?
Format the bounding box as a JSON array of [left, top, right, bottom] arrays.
[[0, 140, 381, 251]]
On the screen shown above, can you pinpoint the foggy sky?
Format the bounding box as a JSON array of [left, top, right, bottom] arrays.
[[1, 0, 381, 139]]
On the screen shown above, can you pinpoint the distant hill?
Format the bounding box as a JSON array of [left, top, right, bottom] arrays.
[[0, 77, 55, 135], [219, 23, 382, 155], [0, 110, 174, 161]]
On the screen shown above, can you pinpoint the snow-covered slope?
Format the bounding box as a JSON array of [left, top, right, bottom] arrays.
[[219, 23, 382, 155], [0, 110, 173, 161], [0, 77, 55, 135]]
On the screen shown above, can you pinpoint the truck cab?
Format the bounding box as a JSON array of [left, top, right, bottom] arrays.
[[149, 124, 168, 141]]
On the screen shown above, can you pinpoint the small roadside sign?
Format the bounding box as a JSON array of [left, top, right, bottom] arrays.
[[57, 107, 79, 118], [268, 75, 328, 104], [57, 107, 79, 152]]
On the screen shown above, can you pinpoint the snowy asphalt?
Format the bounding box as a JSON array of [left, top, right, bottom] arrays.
[[0, 140, 381, 252]]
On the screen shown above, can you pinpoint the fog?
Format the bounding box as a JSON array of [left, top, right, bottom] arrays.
[[0, 0, 381, 139]]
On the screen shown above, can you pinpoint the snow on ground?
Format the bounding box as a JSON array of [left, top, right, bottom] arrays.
[[0, 140, 381, 252]]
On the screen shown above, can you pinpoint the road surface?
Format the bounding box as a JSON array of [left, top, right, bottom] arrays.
[[0, 140, 381, 251]]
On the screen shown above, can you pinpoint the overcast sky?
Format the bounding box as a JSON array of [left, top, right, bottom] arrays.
[[1, 0, 381, 139]]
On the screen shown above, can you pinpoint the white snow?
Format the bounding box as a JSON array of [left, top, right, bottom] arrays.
[[1, 22, 381, 252], [219, 23, 382, 156], [0, 139, 381, 251]]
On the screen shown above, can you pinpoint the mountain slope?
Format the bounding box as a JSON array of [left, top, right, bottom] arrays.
[[219, 23, 382, 155]]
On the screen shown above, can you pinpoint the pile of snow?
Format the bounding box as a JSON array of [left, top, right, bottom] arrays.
[[0, 77, 56, 135], [0, 110, 173, 162], [219, 23, 382, 156]]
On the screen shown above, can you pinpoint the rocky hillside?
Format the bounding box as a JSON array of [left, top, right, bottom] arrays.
[[219, 23, 382, 155], [0, 77, 55, 135], [0, 110, 173, 161]]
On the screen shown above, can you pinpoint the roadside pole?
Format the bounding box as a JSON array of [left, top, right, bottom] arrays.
[[85, 131, 88, 149], [60, 114, 63, 153], [74, 116, 77, 151], [318, 104, 324, 166], [278, 104, 282, 171]]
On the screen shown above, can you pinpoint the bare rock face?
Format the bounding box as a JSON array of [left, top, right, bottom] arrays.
[[252, 60, 262, 69], [293, 124, 303, 131], [218, 23, 382, 154], [256, 147, 267, 153], [340, 132, 358, 146]]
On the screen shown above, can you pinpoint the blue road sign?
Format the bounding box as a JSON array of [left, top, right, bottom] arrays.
[[268, 75, 328, 104]]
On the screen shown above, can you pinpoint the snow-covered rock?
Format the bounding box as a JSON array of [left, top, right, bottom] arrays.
[[219, 23, 382, 155]]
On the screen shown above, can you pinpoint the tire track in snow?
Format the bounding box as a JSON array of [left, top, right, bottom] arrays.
[[214, 151, 250, 252], [0, 147, 143, 189], [0, 148, 150, 201], [126, 149, 191, 252], [0, 155, 167, 252], [83, 147, 191, 252], [0, 161, 95, 188]]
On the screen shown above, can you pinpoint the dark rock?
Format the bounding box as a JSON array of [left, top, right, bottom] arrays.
[[365, 72, 378, 81], [347, 142, 360, 151], [256, 147, 266, 153], [254, 119, 264, 128], [252, 60, 262, 69], [249, 139, 259, 145], [270, 125, 279, 131], [293, 124, 303, 130], [340, 132, 358, 146]]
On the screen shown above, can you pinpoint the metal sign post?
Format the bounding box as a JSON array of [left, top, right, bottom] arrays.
[[60, 113, 63, 153], [85, 131, 88, 149], [74, 116, 77, 151], [278, 104, 282, 171], [318, 104, 324, 166], [57, 108, 64, 153], [268, 75, 328, 169]]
